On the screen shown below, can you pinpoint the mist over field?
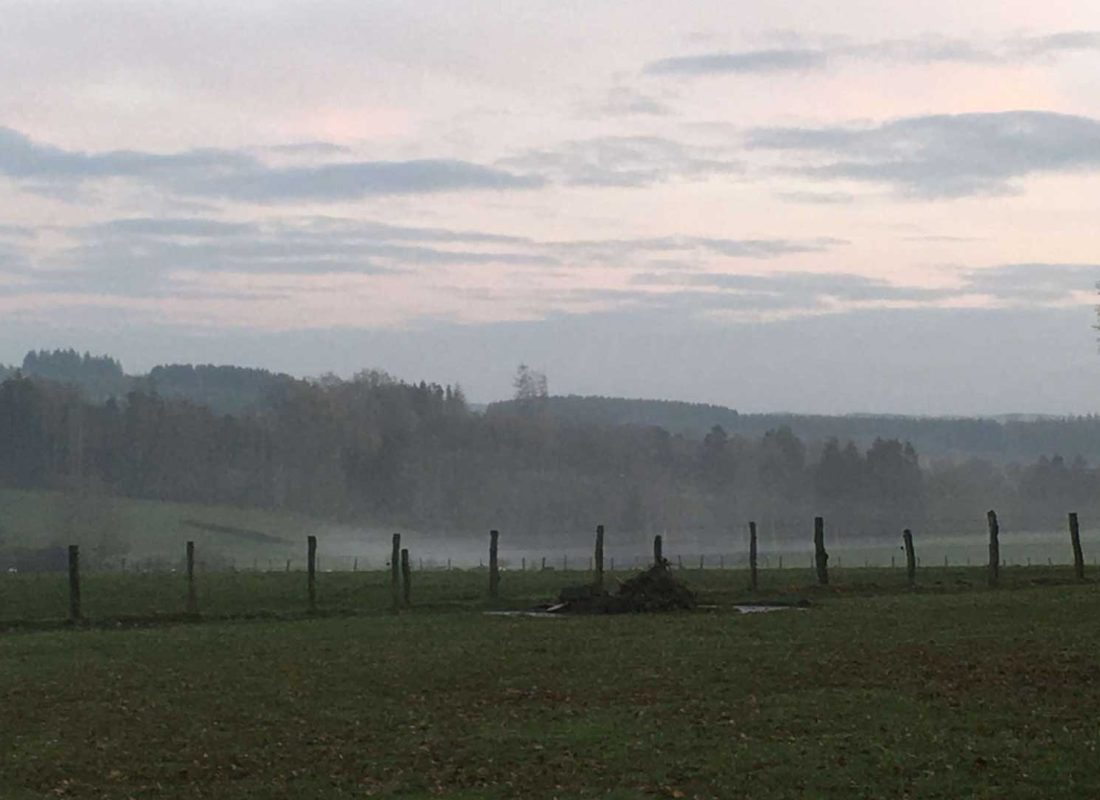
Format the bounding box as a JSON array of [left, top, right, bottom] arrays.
[[3, 349, 1100, 573]]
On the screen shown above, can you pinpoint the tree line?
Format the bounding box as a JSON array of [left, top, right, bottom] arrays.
[[2, 363, 1098, 546], [493, 395, 1100, 464]]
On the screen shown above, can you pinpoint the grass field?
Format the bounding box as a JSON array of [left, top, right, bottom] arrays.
[[3, 565, 1100, 798], [0, 487, 319, 565]]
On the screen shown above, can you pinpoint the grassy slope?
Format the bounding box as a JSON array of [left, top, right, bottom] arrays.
[[6, 488, 1100, 576], [2, 570, 1100, 798], [0, 487, 334, 564]]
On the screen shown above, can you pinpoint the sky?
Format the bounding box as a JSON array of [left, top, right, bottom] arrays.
[[2, 0, 1100, 415]]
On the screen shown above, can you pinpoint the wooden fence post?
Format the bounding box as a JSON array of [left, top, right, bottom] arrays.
[[987, 510, 1000, 588], [902, 529, 916, 586], [813, 517, 829, 585], [594, 524, 605, 590], [391, 533, 401, 613], [749, 521, 758, 591], [68, 544, 81, 622], [1069, 512, 1085, 581], [186, 540, 198, 614], [653, 534, 663, 566], [307, 535, 317, 612], [489, 530, 500, 599], [401, 548, 412, 607]]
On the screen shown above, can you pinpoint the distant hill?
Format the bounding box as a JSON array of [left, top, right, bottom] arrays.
[[137, 364, 303, 415], [487, 395, 1100, 463], [20, 349, 130, 403], [11, 349, 1100, 464], [10, 349, 301, 415]]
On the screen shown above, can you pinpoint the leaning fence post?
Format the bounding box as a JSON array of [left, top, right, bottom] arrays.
[[902, 529, 916, 586], [401, 548, 412, 607], [594, 524, 604, 590], [68, 544, 81, 622], [653, 534, 664, 565], [307, 535, 317, 612], [186, 540, 198, 614], [391, 533, 401, 613], [749, 521, 759, 591], [1069, 512, 1085, 581], [813, 517, 829, 585], [489, 530, 500, 599], [987, 510, 1000, 588]]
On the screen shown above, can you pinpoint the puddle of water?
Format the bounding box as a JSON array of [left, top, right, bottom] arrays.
[[485, 603, 807, 617], [484, 610, 565, 618], [733, 605, 806, 614]]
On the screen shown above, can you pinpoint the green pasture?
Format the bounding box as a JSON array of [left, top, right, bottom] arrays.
[[0, 557, 1089, 625], [2, 568, 1100, 798]]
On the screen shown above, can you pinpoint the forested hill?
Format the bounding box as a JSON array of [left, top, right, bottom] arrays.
[[7, 348, 1100, 463], [487, 395, 1100, 463], [137, 364, 304, 415], [5, 353, 1100, 545], [4, 349, 301, 414]]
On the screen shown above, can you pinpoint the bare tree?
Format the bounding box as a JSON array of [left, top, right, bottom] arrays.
[[512, 364, 548, 401]]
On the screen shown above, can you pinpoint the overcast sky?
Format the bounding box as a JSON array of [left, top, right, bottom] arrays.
[[2, 0, 1100, 415]]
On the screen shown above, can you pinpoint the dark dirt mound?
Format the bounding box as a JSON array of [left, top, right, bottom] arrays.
[[556, 562, 697, 614]]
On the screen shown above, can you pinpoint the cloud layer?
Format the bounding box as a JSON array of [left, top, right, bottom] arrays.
[[4, 214, 848, 304], [498, 136, 741, 187], [747, 111, 1100, 197], [645, 31, 1100, 76], [0, 127, 541, 202]]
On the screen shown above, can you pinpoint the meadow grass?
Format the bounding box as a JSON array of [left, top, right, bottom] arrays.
[[0, 560, 1077, 623], [0, 487, 320, 564], [2, 566, 1100, 798]]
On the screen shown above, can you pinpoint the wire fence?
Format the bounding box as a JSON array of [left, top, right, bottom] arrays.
[[2, 511, 1098, 626]]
